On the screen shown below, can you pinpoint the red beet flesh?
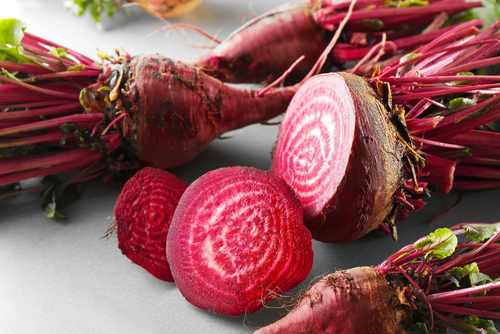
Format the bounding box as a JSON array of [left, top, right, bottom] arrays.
[[166, 166, 314, 316], [271, 73, 406, 243], [114, 167, 188, 282]]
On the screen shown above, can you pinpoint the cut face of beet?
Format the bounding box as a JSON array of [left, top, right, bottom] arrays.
[[114, 167, 188, 282], [271, 73, 356, 219], [272, 73, 406, 243], [166, 166, 314, 316]]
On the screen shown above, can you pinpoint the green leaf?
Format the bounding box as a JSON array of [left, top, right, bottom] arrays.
[[397, 53, 422, 77], [395, 0, 429, 8], [462, 222, 500, 242], [62, 0, 90, 16], [0, 18, 30, 63], [449, 97, 476, 111], [102, 0, 118, 19], [90, 2, 102, 23], [40, 175, 82, 218], [50, 47, 68, 58], [469, 0, 500, 30], [408, 322, 430, 334], [361, 18, 384, 29], [449, 72, 475, 85], [414, 228, 458, 259], [67, 64, 86, 71], [460, 315, 498, 334]]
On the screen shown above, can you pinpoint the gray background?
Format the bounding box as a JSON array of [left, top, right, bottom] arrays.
[[1, 0, 499, 333]]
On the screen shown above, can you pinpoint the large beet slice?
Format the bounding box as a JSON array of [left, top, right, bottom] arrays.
[[114, 167, 188, 282], [166, 166, 314, 316], [271, 73, 406, 243]]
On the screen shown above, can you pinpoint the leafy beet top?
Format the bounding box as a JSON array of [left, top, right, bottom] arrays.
[[114, 167, 188, 282], [166, 166, 314, 316]]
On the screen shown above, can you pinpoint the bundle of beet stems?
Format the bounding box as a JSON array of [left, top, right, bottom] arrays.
[[193, 0, 484, 84], [255, 222, 500, 333], [269, 15, 500, 243]]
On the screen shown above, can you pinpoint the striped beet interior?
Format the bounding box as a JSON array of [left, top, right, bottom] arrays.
[[271, 73, 356, 220], [166, 166, 314, 316], [114, 167, 188, 282]]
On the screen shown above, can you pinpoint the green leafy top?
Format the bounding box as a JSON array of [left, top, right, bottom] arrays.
[[461, 222, 500, 242], [62, 0, 120, 23], [0, 18, 30, 63], [413, 228, 458, 259]]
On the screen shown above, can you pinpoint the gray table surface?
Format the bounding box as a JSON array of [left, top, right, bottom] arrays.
[[1, 0, 499, 333]]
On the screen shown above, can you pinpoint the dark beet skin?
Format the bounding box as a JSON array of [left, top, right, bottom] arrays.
[[254, 267, 412, 334], [308, 73, 406, 243], [110, 54, 297, 170], [194, 3, 331, 84]]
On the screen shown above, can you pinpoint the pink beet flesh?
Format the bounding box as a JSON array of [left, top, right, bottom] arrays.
[[271, 73, 405, 243], [114, 167, 188, 282], [271, 73, 356, 221], [166, 166, 314, 316]]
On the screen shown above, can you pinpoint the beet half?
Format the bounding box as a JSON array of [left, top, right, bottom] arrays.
[[272, 19, 500, 243], [271, 72, 406, 243], [166, 166, 314, 316]]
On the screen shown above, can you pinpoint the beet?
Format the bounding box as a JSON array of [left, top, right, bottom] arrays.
[[272, 19, 500, 242], [166, 166, 314, 316], [112, 54, 296, 170], [114, 167, 188, 282], [271, 72, 406, 243], [255, 223, 500, 333], [0, 19, 295, 214], [193, 0, 483, 84]]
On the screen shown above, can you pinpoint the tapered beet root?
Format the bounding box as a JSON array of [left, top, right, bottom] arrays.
[[256, 223, 500, 333], [255, 267, 411, 334], [193, 0, 483, 84], [111, 55, 296, 170], [114, 167, 188, 282], [0, 21, 297, 214], [271, 72, 406, 243], [195, 3, 330, 84], [166, 166, 314, 316]]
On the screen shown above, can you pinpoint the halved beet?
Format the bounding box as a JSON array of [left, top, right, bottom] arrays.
[[271, 73, 406, 243], [166, 166, 314, 316], [114, 167, 188, 282]]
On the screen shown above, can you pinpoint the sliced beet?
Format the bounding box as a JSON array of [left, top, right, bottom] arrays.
[[114, 167, 188, 282], [271, 73, 406, 243], [166, 166, 314, 316]]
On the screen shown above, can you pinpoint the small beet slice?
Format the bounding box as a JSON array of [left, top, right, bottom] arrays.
[[166, 166, 314, 316], [114, 167, 188, 282], [271, 73, 406, 243]]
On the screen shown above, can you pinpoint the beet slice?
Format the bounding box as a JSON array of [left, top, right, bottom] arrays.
[[114, 167, 188, 282], [271, 73, 406, 243], [166, 166, 314, 316]]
